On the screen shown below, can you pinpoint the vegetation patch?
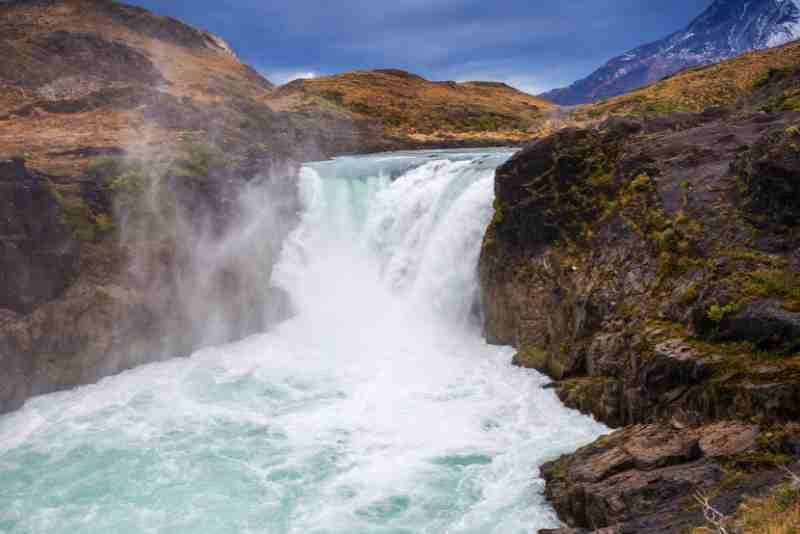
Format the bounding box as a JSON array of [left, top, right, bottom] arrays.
[[733, 482, 800, 533], [48, 181, 111, 241]]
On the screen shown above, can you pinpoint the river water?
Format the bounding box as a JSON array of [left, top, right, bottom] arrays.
[[0, 149, 606, 533]]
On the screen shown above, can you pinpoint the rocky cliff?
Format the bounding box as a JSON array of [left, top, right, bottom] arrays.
[[481, 71, 800, 529], [0, 0, 302, 413]]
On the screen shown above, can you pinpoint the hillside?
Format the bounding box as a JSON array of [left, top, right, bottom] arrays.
[[542, 0, 800, 105], [269, 69, 553, 149], [573, 39, 800, 120], [0, 0, 301, 175]]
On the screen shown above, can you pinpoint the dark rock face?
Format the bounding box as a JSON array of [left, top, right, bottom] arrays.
[[541, 0, 800, 105], [0, 155, 300, 415], [0, 158, 79, 313], [481, 111, 800, 427], [480, 110, 800, 530], [734, 128, 800, 226]]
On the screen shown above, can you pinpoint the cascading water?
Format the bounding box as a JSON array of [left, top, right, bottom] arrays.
[[0, 149, 607, 533]]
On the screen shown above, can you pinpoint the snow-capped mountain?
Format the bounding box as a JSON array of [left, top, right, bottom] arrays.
[[542, 0, 800, 105]]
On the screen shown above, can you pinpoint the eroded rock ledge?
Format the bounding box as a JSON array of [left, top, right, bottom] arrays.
[[479, 110, 800, 532]]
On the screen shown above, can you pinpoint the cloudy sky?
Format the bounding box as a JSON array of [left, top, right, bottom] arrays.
[[128, 0, 712, 94]]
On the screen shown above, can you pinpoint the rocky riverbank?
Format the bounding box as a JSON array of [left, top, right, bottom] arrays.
[[479, 100, 800, 530]]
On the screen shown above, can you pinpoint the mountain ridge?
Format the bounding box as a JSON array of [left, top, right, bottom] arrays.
[[542, 0, 800, 105]]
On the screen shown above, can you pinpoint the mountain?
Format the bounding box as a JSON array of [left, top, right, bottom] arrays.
[[542, 0, 800, 105]]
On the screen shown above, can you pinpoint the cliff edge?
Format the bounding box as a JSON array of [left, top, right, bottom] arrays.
[[481, 78, 800, 530]]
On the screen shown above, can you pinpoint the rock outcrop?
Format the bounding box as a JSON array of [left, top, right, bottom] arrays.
[[0, 154, 298, 414], [0, 0, 301, 413], [541, 421, 800, 532], [479, 108, 800, 530]]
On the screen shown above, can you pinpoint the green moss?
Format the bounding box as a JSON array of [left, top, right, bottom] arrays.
[[319, 90, 345, 105], [723, 451, 792, 471], [586, 108, 604, 119], [491, 198, 505, 225], [514, 346, 550, 370], [47, 182, 98, 241], [383, 115, 402, 127], [748, 269, 800, 301], [169, 142, 226, 183], [753, 68, 790, 89], [707, 303, 742, 323], [772, 485, 800, 512], [642, 101, 682, 115], [86, 156, 127, 183], [474, 113, 500, 131]]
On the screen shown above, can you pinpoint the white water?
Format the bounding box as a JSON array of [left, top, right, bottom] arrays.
[[0, 149, 606, 534]]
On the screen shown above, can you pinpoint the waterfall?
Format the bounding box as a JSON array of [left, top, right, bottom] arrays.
[[0, 149, 607, 534]]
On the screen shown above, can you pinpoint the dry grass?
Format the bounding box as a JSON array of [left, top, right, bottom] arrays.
[[271, 70, 552, 144], [734, 483, 800, 534]]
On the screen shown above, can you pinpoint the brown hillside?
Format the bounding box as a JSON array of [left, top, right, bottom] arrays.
[[269, 69, 553, 148], [0, 0, 303, 174]]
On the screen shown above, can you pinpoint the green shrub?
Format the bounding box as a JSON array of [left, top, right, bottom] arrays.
[[48, 182, 97, 241]]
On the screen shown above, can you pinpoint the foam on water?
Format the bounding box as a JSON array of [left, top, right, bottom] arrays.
[[0, 149, 607, 533]]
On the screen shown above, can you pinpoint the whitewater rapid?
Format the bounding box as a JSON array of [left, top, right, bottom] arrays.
[[0, 149, 607, 533]]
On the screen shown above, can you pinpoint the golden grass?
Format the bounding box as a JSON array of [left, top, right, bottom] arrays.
[[271, 70, 552, 144]]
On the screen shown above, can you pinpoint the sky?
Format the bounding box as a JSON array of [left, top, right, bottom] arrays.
[[128, 0, 712, 94]]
